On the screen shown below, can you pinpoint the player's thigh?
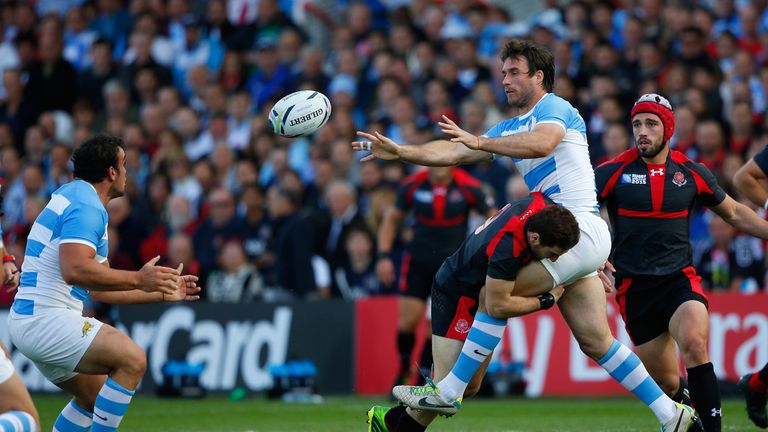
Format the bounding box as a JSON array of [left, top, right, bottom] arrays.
[[634, 333, 680, 395], [75, 324, 146, 376], [513, 260, 555, 297], [557, 276, 613, 358], [669, 300, 710, 366], [541, 211, 612, 287], [8, 308, 105, 384]]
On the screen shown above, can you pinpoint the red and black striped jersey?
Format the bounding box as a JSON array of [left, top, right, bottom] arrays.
[[434, 193, 552, 292], [395, 168, 493, 263], [595, 148, 726, 277]]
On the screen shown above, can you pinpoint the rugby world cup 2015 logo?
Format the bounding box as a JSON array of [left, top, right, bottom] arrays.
[[672, 171, 687, 186]]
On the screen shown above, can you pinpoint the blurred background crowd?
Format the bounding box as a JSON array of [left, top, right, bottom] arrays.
[[0, 0, 766, 312]]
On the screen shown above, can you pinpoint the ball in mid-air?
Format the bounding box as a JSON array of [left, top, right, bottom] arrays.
[[268, 90, 332, 137]]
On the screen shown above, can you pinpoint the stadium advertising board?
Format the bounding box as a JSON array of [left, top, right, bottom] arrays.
[[356, 293, 768, 396], [0, 301, 355, 394]]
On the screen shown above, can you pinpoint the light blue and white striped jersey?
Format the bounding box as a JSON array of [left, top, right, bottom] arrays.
[[483, 93, 598, 213], [13, 180, 108, 314]]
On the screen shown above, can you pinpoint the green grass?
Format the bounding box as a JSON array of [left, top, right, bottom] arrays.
[[33, 394, 754, 431]]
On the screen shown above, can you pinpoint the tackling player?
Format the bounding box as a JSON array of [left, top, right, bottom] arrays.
[[356, 39, 698, 431], [377, 166, 494, 387], [732, 146, 768, 428], [7, 135, 201, 432], [369, 193, 577, 431]]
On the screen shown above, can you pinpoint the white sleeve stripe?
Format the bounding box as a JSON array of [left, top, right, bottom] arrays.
[[536, 120, 566, 131], [59, 239, 97, 251]]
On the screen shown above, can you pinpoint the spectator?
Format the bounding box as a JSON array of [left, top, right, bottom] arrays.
[[334, 226, 380, 299], [206, 240, 263, 303], [698, 214, 765, 292], [193, 188, 243, 283]]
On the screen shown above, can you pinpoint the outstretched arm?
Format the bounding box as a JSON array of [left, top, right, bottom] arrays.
[[712, 194, 768, 239], [439, 116, 564, 159], [733, 159, 768, 209], [353, 130, 491, 166], [90, 263, 201, 304]]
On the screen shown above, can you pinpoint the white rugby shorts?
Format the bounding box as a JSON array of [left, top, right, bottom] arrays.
[[8, 307, 103, 383], [541, 211, 611, 287], [0, 346, 14, 384]]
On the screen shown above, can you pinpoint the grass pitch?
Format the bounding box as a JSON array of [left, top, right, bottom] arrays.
[[33, 394, 754, 431]]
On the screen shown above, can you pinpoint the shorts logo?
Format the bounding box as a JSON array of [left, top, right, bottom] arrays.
[[82, 321, 92, 338], [454, 319, 470, 334], [672, 171, 687, 186], [621, 174, 646, 184]]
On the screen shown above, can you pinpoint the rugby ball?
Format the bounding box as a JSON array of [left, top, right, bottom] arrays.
[[268, 90, 332, 137]]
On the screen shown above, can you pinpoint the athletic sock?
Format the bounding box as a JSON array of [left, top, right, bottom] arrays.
[[393, 411, 426, 432], [437, 312, 506, 401], [597, 340, 677, 423], [53, 401, 91, 432], [91, 377, 135, 432], [0, 410, 37, 432], [687, 362, 721, 432], [397, 331, 415, 380], [384, 405, 406, 431]]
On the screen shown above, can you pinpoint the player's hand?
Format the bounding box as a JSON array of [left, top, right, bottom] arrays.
[[163, 263, 202, 302], [353, 131, 401, 162], [137, 255, 180, 295], [3, 262, 19, 290], [550, 285, 565, 302], [376, 257, 396, 287], [438, 115, 481, 150], [598, 260, 615, 293]]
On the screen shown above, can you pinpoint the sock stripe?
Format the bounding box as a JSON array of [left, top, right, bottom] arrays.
[[620, 363, 648, 390], [53, 415, 88, 432], [105, 378, 135, 396], [610, 351, 641, 382], [0, 418, 16, 431], [8, 411, 33, 432], [598, 340, 622, 366], [634, 376, 665, 406], [468, 328, 501, 350], [68, 402, 93, 420], [474, 312, 506, 326], [453, 354, 480, 382], [99, 385, 133, 404], [463, 340, 491, 360], [95, 396, 129, 417], [600, 343, 631, 372]]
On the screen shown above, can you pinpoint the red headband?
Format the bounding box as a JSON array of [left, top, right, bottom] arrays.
[[631, 94, 675, 143]]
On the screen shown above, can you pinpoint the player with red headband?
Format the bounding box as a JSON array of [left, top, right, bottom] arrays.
[[596, 93, 768, 432]]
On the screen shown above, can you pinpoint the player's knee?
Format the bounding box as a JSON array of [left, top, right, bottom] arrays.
[[678, 336, 708, 365], [119, 345, 147, 377], [575, 334, 611, 360]]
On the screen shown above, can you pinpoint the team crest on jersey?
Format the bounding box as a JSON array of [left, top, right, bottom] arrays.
[[448, 189, 464, 202], [454, 319, 470, 334], [82, 321, 92, 338], [672, 171, 687, 186], [621, 173, 647, 185]]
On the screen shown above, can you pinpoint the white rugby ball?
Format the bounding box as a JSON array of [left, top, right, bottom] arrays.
[[268, 90, 332, 137]]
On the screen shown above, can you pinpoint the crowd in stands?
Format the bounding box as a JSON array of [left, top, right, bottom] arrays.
[[0, 0, 767, 307]]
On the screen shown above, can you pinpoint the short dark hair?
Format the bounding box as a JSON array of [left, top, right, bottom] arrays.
[[72, 134, 122, 183], [499, 39, 555, 92], [525, 205, 580, 250]]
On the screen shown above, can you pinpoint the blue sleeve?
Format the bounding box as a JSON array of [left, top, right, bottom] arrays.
[[60, 205, 106, 250], [482, 122, 503, 138], [534, 95, 571, 130]]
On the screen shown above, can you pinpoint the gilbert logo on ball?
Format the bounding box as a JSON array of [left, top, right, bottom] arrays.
[[268, 90, 332, 137]]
